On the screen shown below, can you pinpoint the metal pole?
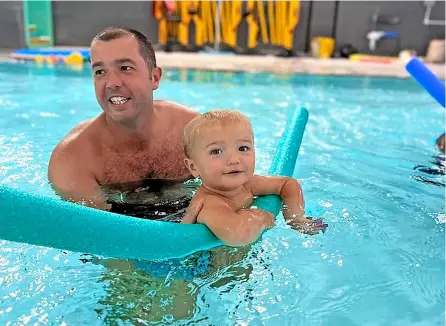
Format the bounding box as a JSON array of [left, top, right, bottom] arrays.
[[214, 0, 222, 52]]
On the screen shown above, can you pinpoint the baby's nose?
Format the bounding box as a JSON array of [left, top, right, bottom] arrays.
[[227, 152, 240, 164]]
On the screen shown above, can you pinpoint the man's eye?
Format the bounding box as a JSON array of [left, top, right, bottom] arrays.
[[94, 69, 105, 76], [121, 66, 133, 71], [209, 148, 222, 155], [239, 146, 250, 152]]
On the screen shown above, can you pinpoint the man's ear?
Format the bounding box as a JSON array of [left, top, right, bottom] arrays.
[[151, 67, 162, 90], [184, 158, 200, 178]]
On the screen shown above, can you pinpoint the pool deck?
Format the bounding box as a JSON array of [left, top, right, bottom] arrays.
[[1, 48, 445, 79]]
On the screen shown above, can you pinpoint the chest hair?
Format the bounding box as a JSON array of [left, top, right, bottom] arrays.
[[101, 137, 189, 185]]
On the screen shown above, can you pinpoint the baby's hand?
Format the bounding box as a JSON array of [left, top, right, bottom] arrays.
[[287, 217, 328, 235]]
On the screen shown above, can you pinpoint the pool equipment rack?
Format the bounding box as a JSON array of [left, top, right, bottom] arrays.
[[23, 0, 54, 49]]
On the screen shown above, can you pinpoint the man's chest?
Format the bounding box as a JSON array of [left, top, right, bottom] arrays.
[[100, 142, 189, 184]]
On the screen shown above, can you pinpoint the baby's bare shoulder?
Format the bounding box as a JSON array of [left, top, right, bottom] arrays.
[[195, 189, 229, 208]]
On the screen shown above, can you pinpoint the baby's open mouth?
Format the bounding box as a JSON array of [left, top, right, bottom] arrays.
[[109, 96, 131, 105]]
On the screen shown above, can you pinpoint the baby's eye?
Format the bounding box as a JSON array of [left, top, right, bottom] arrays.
[[209, 148, 223, 155], [239, 146, 250, 152]]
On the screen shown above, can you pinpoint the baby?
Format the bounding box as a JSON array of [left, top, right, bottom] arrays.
[[181, 110, 327, 246]]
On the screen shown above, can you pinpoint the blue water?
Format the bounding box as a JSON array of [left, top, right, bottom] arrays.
[[0, 62, 444, 325]]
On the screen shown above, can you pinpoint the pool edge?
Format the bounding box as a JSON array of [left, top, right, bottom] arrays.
[[0, 48, 444, 79]]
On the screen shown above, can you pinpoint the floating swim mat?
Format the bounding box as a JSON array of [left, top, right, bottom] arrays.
[[0, 107, 309, 261], [10, 48, 90, 62]]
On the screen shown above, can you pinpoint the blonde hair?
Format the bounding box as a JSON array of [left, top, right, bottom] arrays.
[[183, 110, 253, 158]]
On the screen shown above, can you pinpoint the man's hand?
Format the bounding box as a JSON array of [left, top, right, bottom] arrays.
[[287, 216, 328, 235]]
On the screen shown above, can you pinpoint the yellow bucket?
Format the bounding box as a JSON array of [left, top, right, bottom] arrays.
[[311, 37, 335, 58]]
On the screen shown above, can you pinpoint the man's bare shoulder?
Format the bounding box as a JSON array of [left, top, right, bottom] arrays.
[[49, 116, 101, 168], [155, 100, 200, 122], [47, 115, 109, 208]]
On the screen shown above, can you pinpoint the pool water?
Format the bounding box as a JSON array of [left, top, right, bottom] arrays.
[[0, 62, 444, 325]]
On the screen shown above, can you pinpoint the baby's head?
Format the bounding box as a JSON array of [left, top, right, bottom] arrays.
[[183, 110, 255, 191]]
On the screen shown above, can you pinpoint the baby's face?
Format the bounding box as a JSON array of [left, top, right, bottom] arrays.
[[187, 122, 255, 191]]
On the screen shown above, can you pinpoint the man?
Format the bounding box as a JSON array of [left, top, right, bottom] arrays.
[[47, 30, 273, 324], [48, 26, 199, 218]]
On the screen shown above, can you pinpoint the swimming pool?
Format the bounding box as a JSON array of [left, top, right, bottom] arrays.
[[0, 62, 444, 325]]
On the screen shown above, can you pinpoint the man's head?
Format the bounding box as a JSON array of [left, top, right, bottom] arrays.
[[183, 110, 256, 191], [90, 27, 162, 125]]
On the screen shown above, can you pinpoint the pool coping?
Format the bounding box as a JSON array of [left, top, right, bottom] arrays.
[[1, 48, 445, 79], [155, 51, 445, 79]]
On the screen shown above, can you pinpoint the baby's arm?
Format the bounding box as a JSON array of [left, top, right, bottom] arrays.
[[181, 195, 204, 224], [195, 196, 274, 246], [248, 175, 327, 234]]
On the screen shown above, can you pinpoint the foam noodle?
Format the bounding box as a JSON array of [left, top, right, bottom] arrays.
[[406, 57, 445, 108], [0, 107, 309, 261]]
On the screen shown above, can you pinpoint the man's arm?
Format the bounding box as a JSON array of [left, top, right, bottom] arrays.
[[195, 196, 274, 246], [47, 145, 111, 210]]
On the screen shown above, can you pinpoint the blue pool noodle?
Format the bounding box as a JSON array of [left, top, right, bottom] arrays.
[[405, 57, 445, 108], [251, 107, 309, 215], [0, 107, 309, 261]]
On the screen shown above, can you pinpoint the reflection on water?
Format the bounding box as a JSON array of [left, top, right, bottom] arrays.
[[102, 178, 200, 222], [82, 245, 259, 325], [108, 199, 190, 223], [413, 154, 445, 187]]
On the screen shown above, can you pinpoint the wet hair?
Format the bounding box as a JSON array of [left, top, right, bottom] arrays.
[[92, 26, 157, 69], [183, 110, 253, 158]]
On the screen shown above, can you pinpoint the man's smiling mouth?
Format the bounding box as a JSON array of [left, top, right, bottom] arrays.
[[109, 96, 130, 105]]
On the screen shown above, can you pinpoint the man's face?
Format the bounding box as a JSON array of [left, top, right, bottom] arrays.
[[90, 36, 162, 124]]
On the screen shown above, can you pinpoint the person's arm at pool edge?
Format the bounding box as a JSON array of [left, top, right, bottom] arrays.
[[436, 133, 445, 153], [48, 143, 111, 211]]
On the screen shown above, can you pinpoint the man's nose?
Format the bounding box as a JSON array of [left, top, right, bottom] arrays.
[[106, 71, 123, 89]]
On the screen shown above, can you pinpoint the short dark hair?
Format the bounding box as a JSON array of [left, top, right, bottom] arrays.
[[92, 26, 157, 69]]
